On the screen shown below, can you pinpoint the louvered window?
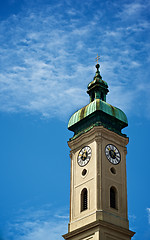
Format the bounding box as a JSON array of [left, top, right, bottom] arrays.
[[81, 188, 88, 211], [110, 187, 117, 209]]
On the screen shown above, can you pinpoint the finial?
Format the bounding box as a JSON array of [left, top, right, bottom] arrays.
[[95, 54, 100, 71]]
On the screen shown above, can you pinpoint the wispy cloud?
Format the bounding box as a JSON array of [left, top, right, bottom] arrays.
[[147, 208, 150, 224], [116, 1, 148, 21], [0, 1, 149, 119], [129, 213, 136, 230], [5, 205, 68, 240]]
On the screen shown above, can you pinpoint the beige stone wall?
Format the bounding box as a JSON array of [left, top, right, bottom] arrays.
[[99, 128, 129, 228], [68, 126, 129, 232], [69, 136, 97, 231]]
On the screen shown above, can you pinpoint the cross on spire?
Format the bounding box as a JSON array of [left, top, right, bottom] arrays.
[[95, 54, 100, 64]]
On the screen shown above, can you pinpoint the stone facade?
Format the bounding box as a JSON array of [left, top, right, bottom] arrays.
[[63, 126, 135, 240]]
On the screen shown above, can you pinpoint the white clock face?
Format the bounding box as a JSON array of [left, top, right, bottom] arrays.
[[77, 146, 92, 167], [105, 144, 121, 165]]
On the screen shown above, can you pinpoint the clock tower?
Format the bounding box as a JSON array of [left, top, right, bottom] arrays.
[[63, 62, 135, 240]]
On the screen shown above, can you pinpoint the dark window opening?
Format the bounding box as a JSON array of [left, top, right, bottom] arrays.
[[91, 92, 95, 102], [82, 169, 87, 176], [101, 92, 104, 101], [81, 188, 88, 211], [110, 187, 117, 209], [110, 167, 116, 174]]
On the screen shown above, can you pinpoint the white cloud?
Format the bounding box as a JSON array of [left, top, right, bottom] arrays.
[[147, 208, 150, 224], [10, 220, 67, 240], [117, 2, 147, 21], [0, 1, 149, 120], [0, 7, 94, 119], [6, 205, 69, 240]]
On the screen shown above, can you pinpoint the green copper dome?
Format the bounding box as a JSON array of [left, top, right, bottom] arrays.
[[68, 63, 128, 139], [68, 99, 128, 129]]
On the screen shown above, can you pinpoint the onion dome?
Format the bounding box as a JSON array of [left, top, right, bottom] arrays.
[[68, 63, 128, 140]]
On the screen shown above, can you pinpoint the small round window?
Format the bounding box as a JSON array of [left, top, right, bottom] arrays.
[[110, 167, 116, 174], [82, 169, 87, 176]]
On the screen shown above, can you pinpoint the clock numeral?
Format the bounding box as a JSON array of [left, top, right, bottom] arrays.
[[77, 146, 92, 167], [78, 159, 82, 164], [105, 144, 121, 165], [113, 159, 117, 164]]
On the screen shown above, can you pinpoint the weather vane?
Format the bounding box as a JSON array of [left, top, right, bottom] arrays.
[[95, 54, 100, 64]]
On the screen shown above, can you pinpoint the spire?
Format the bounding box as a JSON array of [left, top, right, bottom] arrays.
[[87, 57, 109, 102], [94, 63, 102, 80], [68, 54, 128, 139]]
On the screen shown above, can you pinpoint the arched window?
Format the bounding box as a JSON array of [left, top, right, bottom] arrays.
[[81, 188, 88, 211], [110, 186, 117, 209]]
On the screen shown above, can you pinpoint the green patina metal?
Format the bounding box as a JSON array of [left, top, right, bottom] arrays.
[[68, 63, 128, 140], [68, 99, 128, 128], [88, 70, 108, 89], [87, 64, 109, 102]]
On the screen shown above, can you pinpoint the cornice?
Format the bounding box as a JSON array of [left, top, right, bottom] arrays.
[[68, 126, 128, 151], [62, 219, 135, 239]]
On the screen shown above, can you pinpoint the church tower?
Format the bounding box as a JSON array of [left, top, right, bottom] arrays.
[[63, 60, 135, 240]]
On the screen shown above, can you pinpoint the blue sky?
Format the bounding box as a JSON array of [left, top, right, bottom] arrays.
[[0, 0, 150, 239]]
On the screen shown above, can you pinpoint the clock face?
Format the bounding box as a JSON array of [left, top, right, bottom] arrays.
[[77, 146, 92, 167], [105, 144, 121, 165]]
